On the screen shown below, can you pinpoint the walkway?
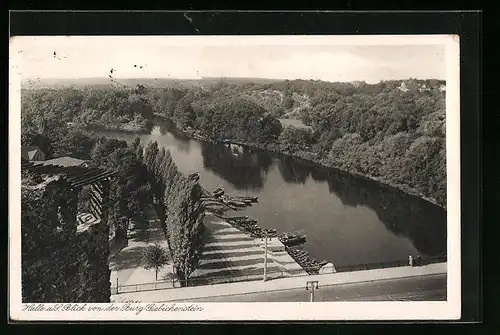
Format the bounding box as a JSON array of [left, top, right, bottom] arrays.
[[188, 213, 307, 285], [111, 261, 447, 303], [176, 273, 447, 302], [109, 206, 175, 289]]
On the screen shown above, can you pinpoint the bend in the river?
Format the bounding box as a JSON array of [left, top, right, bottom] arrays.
[[97, 120, 447, 268]]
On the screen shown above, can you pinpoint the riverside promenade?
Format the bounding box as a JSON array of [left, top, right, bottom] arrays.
[[111, 262, 446, 302], [188, 213, 308, 285], [109, 206, 175, 290]]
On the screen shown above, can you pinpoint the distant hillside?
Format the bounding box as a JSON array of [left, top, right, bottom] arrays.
[[200, 77, 286, 85], [22, 77, 446, 124], [22, 77, 206, 89], [22, 76, 287, 90]]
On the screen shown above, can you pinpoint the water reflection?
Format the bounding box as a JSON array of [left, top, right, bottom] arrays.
[[200, 142, 272, 191], [157, 122, 192, 154], [309, 166, 446, 257], [276, 156, 311, 184], [170, 132, 191, 154]]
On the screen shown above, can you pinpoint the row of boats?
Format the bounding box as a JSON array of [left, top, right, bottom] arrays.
[[226, 216, 278, 238], [226, 215, 323, 274], [202, 187, 259, 212], [223, 215, 307, 247], [286, 247, 329, 275], [202, 186, 320, 274]]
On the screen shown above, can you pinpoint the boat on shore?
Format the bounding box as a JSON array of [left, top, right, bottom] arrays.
[[232, 195, 259, 203], [224, 199, 247, 207], [286, 246, 328, 274], [213, 187, 225, 197], [225, 215, 254, 222]]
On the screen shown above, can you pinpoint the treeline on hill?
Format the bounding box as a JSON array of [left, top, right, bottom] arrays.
[[21, 84, 154, 138], [152, 79, 447, 206], [22, 78, 446, 206], [152, 79, 446, 206]]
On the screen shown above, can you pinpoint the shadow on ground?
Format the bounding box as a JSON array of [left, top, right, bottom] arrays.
[[109, 246, 147, 271], [198, 257, 264, 270]]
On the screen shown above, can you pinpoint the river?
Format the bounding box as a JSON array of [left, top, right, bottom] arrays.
[[98, 122, 447, 268]]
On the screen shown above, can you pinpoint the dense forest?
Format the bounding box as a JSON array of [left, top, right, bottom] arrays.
[[21, 77, 446, 207]]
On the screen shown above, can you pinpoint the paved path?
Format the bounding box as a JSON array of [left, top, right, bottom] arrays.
[[109, 207, 174, 288], [180, 274, 446, 302], [111, 262, 446, 303]]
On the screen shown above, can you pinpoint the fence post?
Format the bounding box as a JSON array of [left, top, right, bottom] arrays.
[[116, 277, 119, 295]]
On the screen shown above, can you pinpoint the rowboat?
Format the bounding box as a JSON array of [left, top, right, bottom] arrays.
[[279, 232, 307, 246]]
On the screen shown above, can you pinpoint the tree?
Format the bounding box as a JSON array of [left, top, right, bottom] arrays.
[[283, 95, 294, 109], [164, 177, 205, 285], [142, 244, 170, 280], [279, 126, 314, 152], [258, 114, 283, 142], [131, 136, 141, 153], [144, 141, 159, 172]]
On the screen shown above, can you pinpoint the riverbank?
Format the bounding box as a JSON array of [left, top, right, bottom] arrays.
[[162, 119, 445, 210], [69, 122, 152, 134], [247, 142, 445, 210]]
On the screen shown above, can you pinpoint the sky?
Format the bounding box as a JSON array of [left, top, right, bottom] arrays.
[[12, 36, 448, 84]]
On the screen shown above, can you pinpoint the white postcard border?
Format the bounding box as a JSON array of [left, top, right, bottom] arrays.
[[9, 34, 461, 321]]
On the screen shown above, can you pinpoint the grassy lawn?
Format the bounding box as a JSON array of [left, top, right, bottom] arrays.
[[278, 118, 312, 129]]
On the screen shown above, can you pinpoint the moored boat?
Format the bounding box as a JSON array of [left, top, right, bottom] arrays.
[[225, 200, 247, 207], [232, 195, 259, 202], [279, 232, 307, 246], [213, 187, 225, 197]]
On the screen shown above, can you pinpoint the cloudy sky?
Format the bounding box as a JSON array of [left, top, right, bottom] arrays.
[[12, 36, 448, 84]]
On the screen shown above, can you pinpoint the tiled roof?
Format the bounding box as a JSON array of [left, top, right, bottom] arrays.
[[21, 160, 117, 188]]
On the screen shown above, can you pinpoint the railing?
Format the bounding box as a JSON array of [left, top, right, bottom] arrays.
[[334, 255, 447, 273], [111, 278, 178, 295], [111, 255, 447, 295], [183, 270, 287, 287], [111, 271, 289, 295]]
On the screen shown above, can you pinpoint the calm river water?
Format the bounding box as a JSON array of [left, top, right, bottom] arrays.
[[99, 122, 447, 267]]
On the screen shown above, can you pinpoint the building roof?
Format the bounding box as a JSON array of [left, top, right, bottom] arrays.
[[21, 146, 43, 160], [38, 156, 87, 167], [22, 160, 117, 188]]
